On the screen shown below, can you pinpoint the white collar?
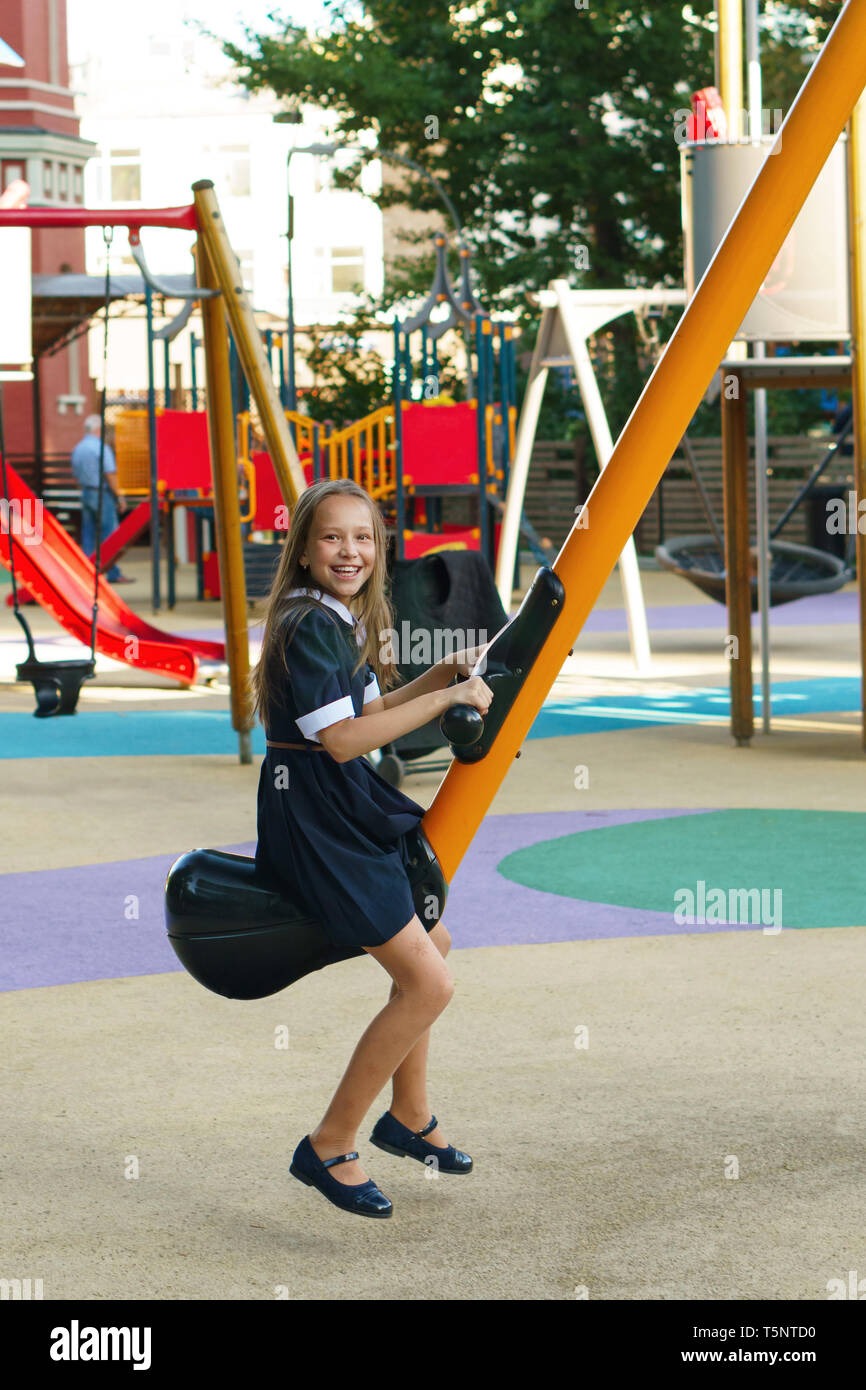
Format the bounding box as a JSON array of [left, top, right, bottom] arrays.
[[287, 587, 366, 644]]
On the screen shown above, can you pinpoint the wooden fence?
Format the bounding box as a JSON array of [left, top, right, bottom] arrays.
[[13, 433, 855, 563], [520, 435, 856, 554]]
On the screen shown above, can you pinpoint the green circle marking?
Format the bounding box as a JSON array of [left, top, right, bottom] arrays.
[[497, 810, 866, 929]]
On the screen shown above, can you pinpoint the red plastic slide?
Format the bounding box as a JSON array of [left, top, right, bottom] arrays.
[[89, 496, 153, 570], [0, 462, 225, 685], [6, 495, 153, 607]]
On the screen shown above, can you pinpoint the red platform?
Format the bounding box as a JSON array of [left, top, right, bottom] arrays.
[[401, 402, 480, 486], [402, 521, 502, 560]]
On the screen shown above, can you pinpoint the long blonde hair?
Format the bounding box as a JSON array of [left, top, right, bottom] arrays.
[[247, 478, 400, 730]]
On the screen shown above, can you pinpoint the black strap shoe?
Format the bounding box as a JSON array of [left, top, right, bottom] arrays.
[[369, 1111, 473, 1173], [290, 1135, 393, 1217]]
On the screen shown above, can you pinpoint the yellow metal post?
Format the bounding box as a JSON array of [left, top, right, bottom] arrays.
[[848, 97, 866, 751], [192, 180, 307, 509], [423, 0, 866, 883], [717, 0, 744, 139], [196, 233, 254, 764]]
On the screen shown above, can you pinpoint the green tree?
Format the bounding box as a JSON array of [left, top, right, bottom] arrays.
[[221, 0, 719, 305], [296, 305, 390, 428], [218, 0, 843, 443]]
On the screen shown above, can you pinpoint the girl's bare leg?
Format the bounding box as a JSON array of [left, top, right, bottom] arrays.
[[308, 916, 454, 1185], [388, 920, 451, 1148]]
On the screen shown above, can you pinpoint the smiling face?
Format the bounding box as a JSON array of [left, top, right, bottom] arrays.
[[299, 494, 377, 603]]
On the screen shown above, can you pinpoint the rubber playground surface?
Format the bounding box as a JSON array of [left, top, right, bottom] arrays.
[[2, 561, 865, 1300]]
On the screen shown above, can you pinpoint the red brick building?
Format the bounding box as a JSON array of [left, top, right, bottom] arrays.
[[0, 0, 97, 458]]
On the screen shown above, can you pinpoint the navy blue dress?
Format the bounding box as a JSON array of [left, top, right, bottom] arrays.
[[255, 595, 427, 950]]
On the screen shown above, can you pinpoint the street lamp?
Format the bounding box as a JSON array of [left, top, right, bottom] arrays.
[[273, 109, 303, 412], [296, 140, 465, 245], [272, 129, 467, 417], [295, 140, 472, 399]]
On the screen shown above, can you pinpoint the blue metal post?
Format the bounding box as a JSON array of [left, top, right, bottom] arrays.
[[403, 334, 413, 401], [474, 314, 490, 567], [145, 283, 160, 610], [229, 333, 250, 414], [286, 177, 296, 412], [229, 334, 240, 419], [277, 333, 288, 410], [190, 331, 199, 410], [393, 319, 405, 561], [497, 322, 513, 492], [241, 344, 250, 413]]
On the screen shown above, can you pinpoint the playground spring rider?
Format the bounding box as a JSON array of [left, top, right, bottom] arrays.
[[164, 565, 566, 999]]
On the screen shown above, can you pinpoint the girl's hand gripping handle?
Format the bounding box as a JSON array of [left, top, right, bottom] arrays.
[[439, 675, 493, 748]]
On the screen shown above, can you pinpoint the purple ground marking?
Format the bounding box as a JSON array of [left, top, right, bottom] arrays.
[[1, 808, 761, 994], [446, 807, 762, 947], [173, 591, 858, 646], [0, 848, 247, 993], [579, 592, 857, 633]]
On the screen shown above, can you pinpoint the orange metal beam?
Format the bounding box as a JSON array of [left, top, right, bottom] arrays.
[[422, 0, 866, 882], [849, 96, 866, 750]]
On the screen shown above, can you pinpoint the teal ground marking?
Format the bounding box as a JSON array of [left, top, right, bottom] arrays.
[[0, 676, 860, 757], [497, 809, 866, 929], [0, 710, 269, 758], [531, 677, 861, 738]]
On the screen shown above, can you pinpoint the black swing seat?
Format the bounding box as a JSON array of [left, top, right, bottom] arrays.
[[164, 824, 448, 1001], [655, 534, 852, 610], [16, 656, 96, 717]]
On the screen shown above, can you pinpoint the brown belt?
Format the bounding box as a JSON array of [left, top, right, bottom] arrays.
[[266, 740, 327, 751]]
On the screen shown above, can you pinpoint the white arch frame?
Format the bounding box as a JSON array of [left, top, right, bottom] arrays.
[[496, 281, 687, 672]]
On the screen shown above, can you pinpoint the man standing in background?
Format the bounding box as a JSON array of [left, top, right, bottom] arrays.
[[71, 415, 135, 584]]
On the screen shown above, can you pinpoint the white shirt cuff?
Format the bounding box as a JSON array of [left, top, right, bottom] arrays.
[[363, 674, 381, 704], [296, 695, 355, 742]]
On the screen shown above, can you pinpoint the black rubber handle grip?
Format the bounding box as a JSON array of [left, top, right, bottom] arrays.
[[439, 702, 485, 747]]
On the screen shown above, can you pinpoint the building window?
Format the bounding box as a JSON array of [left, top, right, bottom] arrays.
[[2, 160, 25, 189], [313, 159, 332, 194], [330, 247, 365, 295], [235, 249, 254, 292], [220, 145, 250, 198], [43, 161, 54, 197], [58, 163, 69, 200], [73, 166, 83, 202], [109, 149, 141, 202]]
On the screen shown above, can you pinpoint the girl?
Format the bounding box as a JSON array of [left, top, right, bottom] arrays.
[[248, 477, 494, 1219]]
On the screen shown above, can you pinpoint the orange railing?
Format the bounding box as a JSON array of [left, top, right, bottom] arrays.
[[247, 406, 397, 499], [320, 405, 396, 499], [115, 409, 160, 496], [283, 410, 318, 461], [115, 398, 510, 504], [485, 402, 518, 486]]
